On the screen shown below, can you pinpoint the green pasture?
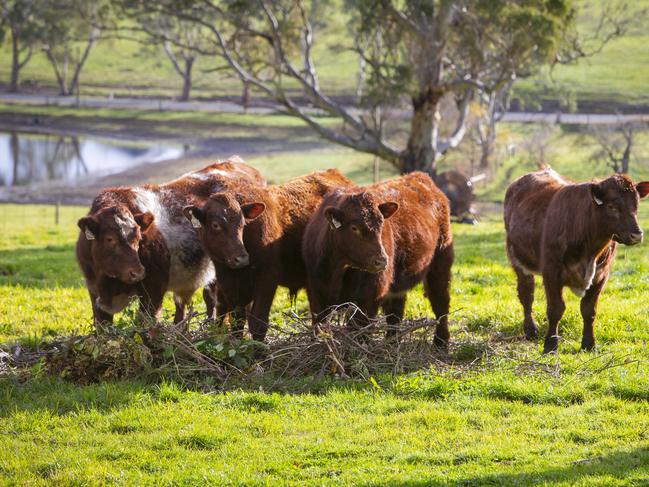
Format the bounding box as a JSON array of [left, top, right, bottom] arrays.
[[2, 159, 649, 483]]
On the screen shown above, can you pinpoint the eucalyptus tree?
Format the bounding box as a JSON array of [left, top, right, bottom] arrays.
[[39, 0, 107, 96], [0, 0, 40, 92], [141, 0, 635, 174]]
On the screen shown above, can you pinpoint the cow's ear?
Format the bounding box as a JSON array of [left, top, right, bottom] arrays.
[[78, 216, 99, 240], [134, 212, 154, 231], [378, 202, 399, 219], [591, 184, 605, 206], [242, 202, 265, 222], [636, 181, 649, 199], [324, 207, 344, 229], [183, 205, 205, 229]]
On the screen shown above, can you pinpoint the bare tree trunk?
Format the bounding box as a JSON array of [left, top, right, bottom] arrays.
[[9, 28, 20, 92], [10, 131, 19, 185], [400, 90, 440, 174], [68, 35, 98, 97], [621, 140, 632, 173], [180, 58, 193, 102], [355, 54, 366, 104], [241, 79, 250, 108]]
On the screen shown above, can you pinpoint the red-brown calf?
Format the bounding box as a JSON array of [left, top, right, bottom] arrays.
[[504, 167, 649, 353], [302, 172, 454, 346], [184, 169, 354, 342], [76, 157, 264, 330]]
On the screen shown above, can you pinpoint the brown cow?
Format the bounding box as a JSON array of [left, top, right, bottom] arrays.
[[76, 157, 265, 330], [504, 167, 649, 353], [183, 169, 354, 342], [302, 172, 454, 346]]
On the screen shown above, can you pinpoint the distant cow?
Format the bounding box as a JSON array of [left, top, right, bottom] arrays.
[[76, 157, 265, 330], [302, 172, 454, 346], [435, 170, 482, 224], [183, 169, 354, 342], [504, 167, 649, 353]]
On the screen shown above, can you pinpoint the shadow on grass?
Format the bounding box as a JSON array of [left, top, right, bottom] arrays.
[[361, 446, 649, 486], [0, 244, 82, 289], [0, 376, 154, 417]]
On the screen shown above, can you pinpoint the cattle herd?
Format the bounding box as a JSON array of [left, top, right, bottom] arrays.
[[76, 156, 649, 354]]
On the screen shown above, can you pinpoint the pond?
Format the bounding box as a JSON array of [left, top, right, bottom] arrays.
[[0, 131, 183, 187]]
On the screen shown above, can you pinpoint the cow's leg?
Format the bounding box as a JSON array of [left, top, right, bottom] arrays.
[[424, 243, 454, 348], [382, 295, 406, 340], [90, 291, 113, 332], [173, 291, 195, 333], [543, 276, 565, 354], [580, 276, 607, 351], [137, 285, 164, 327], [231, 305, 248, 338], [203, 282, 218, 321], [248, 279, 278, 342], [514, 265, 539, 340]]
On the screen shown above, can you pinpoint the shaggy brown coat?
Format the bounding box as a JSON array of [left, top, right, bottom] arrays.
[[302, 171, 454, 346], [76, 157, 265, 330], [184, 169, 354, 342], [504, 167, 649, 352]]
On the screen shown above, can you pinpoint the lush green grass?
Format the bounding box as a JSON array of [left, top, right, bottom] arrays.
[[2, 170, 649, 483]]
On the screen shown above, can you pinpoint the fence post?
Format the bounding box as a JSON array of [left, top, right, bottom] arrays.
[[55, 201, 60, 225]]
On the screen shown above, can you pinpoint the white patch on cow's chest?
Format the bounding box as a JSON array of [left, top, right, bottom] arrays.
[[132, 188, 215, 293], [568, 258, 597, 298]]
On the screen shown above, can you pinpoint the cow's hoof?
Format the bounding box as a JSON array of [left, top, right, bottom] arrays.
[[433, 335, 449, 351], [523, 321, 539, 340], [580, 339, 596, 351], [542, 336, 559, 354]]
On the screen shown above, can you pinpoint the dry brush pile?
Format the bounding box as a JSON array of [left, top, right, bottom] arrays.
[[0, 305, 454, 387]]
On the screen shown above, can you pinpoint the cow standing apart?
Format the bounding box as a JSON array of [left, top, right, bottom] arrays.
[[183, 169, 354, 342], [504, 167, 649, 353], [76, 157, 265, 330], [302, 172, 454, 346]]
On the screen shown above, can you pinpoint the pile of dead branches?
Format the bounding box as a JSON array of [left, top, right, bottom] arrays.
[[261, 305, 447, 380], [2, 305, 449, 385]]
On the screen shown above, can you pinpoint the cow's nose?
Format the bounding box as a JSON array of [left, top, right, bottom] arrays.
[[129, 269, 145, 282], [231, 254, 250, 268], [629, 232, 644, 245]]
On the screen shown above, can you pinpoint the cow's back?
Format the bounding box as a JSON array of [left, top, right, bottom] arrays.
[[504, 168, 568, 274]]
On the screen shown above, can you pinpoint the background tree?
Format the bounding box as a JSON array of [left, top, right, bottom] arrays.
[[0, 0, 40, 92], [141, 0, 577, 174], [39, 0, 105, 96], [590, 122, 647, 174], [125, 13, 212, 102]]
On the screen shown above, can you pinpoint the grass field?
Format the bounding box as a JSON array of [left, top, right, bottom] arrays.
[[1, 1, 648, 109], [2, 152, 649, 483]]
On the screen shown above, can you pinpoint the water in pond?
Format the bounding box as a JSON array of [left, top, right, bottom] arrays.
[[0, 131, 183, 187]]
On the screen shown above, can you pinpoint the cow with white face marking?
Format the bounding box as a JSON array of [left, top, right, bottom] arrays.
[[76, 156, 265, 330], [504, 167, 649, 353]]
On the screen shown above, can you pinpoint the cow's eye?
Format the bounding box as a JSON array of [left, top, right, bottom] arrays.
[[105, 236, 115, 244], [607, 203, 619, 213], [211, 222, 221, 231], [350, 225, 361, 235]]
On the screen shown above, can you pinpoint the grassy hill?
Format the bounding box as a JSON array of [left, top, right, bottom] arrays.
[[1, 1, 648, 110]]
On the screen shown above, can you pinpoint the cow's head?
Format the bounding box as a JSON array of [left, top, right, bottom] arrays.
[[183, 192, 265, 269], [591, 175, 649, 246], [324, 191, 398, 273], [78, 206, 153, 283]]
